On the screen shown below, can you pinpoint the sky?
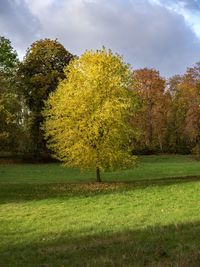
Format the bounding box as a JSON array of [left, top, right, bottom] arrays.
[[0, 0, 200, 77]]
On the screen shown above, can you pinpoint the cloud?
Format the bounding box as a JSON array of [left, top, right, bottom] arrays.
[[1, 0, 200, 77], [0, 0, 40, 57], [151, 0, 200, 38]]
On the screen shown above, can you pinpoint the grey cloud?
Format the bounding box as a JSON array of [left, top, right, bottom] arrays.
[[1, 0, 200, 77], [0, 0, 40, 56]]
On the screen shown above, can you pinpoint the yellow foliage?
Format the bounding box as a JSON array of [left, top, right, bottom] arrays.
[[43, 48, 138, 175]]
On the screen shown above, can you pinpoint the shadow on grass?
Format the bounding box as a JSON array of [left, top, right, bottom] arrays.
[[1, 221, 200, 267], [0, 175, 200, 204]]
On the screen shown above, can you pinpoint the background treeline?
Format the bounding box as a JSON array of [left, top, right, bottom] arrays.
[[0, 36, 199, 160]]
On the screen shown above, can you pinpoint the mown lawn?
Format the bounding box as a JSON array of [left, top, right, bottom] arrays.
[[0, 154, 200, 183], [0, 155, 200, 266]]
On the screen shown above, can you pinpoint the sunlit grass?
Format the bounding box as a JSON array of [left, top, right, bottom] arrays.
[[0, 155, 200, 266]]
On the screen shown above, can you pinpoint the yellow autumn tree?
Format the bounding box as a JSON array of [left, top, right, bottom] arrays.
[[43, 48, 138, 182]]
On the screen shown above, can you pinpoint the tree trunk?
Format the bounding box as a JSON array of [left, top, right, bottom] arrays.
[[147, 101, 153, 148], [158, 135, 163, 152], [96, 167, 102, 182]]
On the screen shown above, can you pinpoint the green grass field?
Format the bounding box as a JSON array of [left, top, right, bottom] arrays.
[[0, 155, 200, 266]]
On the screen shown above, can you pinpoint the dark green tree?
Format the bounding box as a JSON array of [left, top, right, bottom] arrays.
[[0, 36, 22, 151], [18, 38, 74, 158], [0, 36, 19, 74]]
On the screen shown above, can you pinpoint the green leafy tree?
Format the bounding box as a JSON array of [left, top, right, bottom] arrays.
[[18, 38, 73, 158], [0, 36, 22, 151], [43, 48, 138, 182], [0, 36, 19, 74]]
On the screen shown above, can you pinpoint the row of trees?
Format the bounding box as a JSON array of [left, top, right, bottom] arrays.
[[132, 68, 200, 155], [0, 37, 73, 158], [0, 36, 199, 159]]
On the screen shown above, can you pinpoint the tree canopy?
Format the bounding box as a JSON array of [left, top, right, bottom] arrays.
[[18, 38, 74, 157], [0, 36, 19, 74], [43, 48, 139, 181], [0, 36, 22, 151], [0, 35, 199, 159], [132, 68, 169, 152], [175, 63, 200, 155]]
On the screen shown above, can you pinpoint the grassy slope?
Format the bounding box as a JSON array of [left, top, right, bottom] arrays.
[[0, 155, 200, 266]]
